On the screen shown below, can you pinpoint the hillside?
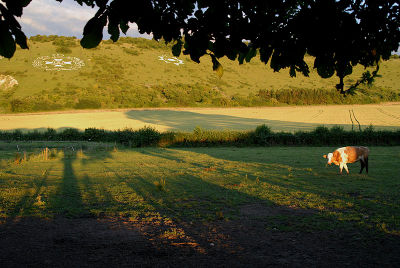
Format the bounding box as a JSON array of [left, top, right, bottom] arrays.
[[1, 35, 399, 113]]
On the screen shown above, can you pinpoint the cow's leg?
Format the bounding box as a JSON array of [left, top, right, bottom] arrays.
[[365, 157, 369, 174], [339, 163, 344, 174], [343, 163, 349, 174], [360, 160, 365, 174]]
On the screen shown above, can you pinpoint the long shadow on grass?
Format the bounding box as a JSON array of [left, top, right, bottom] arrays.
[[52, 146, 117, 217], [1, 147, 399, 266], [99, 148, 400, 266], [176, 146, 400, 224], [125, 109, 398, 131], [184, 146, 400, 206], [3, 166, 53, 222], [47, 149, 90, 217]]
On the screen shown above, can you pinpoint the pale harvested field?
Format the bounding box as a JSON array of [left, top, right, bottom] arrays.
[[1, 103, 400, 132]]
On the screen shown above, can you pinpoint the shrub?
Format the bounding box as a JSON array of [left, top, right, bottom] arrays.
[[253, 124, 273, 145], [55, 46, 72, 54], [59, 128, 83, 141], [32, 99, 64, 112], [74, 98, 102, 109], [52, 37, 77, 47], [118, 37, 171, 50], [10, 98, 32, 113], [84, 128, 108, 142], [311, 126, 331, 145], [44, 128, 57, 140], [132, 126, 161, 147], [123, 47, 140, 56]]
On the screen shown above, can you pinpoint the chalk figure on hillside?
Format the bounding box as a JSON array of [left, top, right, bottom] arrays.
[[323, 146, 369, 174], [158, 55, 184, 65], [32, 54, 85, 71]]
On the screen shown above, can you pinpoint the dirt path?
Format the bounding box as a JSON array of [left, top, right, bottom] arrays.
[[1, 103, 400, 132]]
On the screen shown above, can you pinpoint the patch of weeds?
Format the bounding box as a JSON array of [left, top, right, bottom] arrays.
[[33, 195, 46, 208], [0, 159, 8, 169], [160, 228, 185, 239], [77, 148, 85, 159], [14, 152, 22, 164], [215, 210, 224, 220], [49, 148, 59, 159], [41, 169, 48, 177], [154, 178, 166, 191]]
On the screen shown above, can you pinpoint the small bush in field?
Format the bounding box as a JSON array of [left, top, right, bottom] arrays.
[[74, 98, 101, 109], [253, 124, 273, 145], [55, 46, 72, 54], [133, 126, 161, 147], [59, 128, 82, 141], [84, 128, 108, 142], [312, 126, 330, 145], [123, 47, 140, 56], [10, 98, 31, 113]]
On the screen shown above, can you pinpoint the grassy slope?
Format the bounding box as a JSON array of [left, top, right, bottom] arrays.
[[1, 36, 400, 113], [0, 143, 399, 236]]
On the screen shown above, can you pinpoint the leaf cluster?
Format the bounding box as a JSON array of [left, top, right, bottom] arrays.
[[0, 0, 31, 58], [1, 0, 400, 94]]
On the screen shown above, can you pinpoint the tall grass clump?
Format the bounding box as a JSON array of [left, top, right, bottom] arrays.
[[154, 178, 166, 191]]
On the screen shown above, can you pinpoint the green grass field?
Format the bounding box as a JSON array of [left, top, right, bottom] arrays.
[[1, 36, 400, 113], [1, 142, 399, 236], [2, 36, 400, 266]]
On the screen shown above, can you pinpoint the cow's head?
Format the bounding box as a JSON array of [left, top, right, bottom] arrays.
[[323, 153, 333, 165]]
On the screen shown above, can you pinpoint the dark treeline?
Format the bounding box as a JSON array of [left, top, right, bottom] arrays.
[[1, 125, 400, 147]]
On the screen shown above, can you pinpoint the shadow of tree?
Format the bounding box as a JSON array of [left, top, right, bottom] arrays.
[[124, 109, 399, 132], [3, 166, 53, 220], [0, 146, 399, 266], [47, 149, 91, 217], [98, 148, 400, 266]]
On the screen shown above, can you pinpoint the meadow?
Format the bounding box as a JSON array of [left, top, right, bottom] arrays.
[[1, 143, 399, 226], [1, 35, 400, 266], [1, 36, 400, 113], [0, 143, 399, 265]]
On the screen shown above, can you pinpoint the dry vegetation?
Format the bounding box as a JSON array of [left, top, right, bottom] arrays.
[[1, 104, 399, 133]]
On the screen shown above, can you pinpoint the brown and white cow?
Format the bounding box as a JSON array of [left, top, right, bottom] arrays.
[[323, 146, 369, 174]]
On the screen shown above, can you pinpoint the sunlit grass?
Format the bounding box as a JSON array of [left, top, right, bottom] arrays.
[[0, 143, 399, 236]]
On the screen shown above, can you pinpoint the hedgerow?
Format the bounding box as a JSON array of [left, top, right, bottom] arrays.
[[1, 125, 399, 147]]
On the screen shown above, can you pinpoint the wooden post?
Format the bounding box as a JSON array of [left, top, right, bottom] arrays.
[[43, 147, 49, 160]]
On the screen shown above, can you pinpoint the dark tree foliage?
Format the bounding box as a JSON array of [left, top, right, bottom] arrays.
[[1, 0, 399, 94]]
